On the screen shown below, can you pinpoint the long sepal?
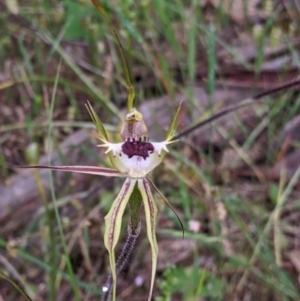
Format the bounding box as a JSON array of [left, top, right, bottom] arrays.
[[19, 165, 125, 177], [147, 176, 184, 238], [90, 0, 135, 111], [104, 178, 137, 301], [165, 101, 182, 142], [174, 79, 300, 140], [138, 178, 158, 301], [86, 101, 108, 142]]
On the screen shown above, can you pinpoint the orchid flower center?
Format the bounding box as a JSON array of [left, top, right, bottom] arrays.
[[100, 138, 172, 179]]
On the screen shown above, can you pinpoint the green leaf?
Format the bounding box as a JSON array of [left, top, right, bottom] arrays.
[[85, 101, 108, 141], [138, 178, 158, 301], [165, 101, 182, 141], [104, 178, 137, 301]]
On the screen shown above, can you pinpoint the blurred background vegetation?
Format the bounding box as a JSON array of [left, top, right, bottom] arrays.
[[1, 0, 300, 300]]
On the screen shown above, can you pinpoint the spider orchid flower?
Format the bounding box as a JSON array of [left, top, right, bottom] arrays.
[[23, 101, 181, 301]]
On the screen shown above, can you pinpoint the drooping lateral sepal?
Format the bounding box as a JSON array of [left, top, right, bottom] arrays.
[[104, 178, 137, 300], [138, 178, 158, 301]]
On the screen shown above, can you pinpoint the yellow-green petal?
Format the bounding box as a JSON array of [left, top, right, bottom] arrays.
[[138, 178, 158, 301], [104, 177, 137, 300], [147, 176, 184, 238], [86, 101, 108, 142]]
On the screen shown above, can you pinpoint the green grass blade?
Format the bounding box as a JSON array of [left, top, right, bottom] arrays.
[[46, 61, 81, 301]]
